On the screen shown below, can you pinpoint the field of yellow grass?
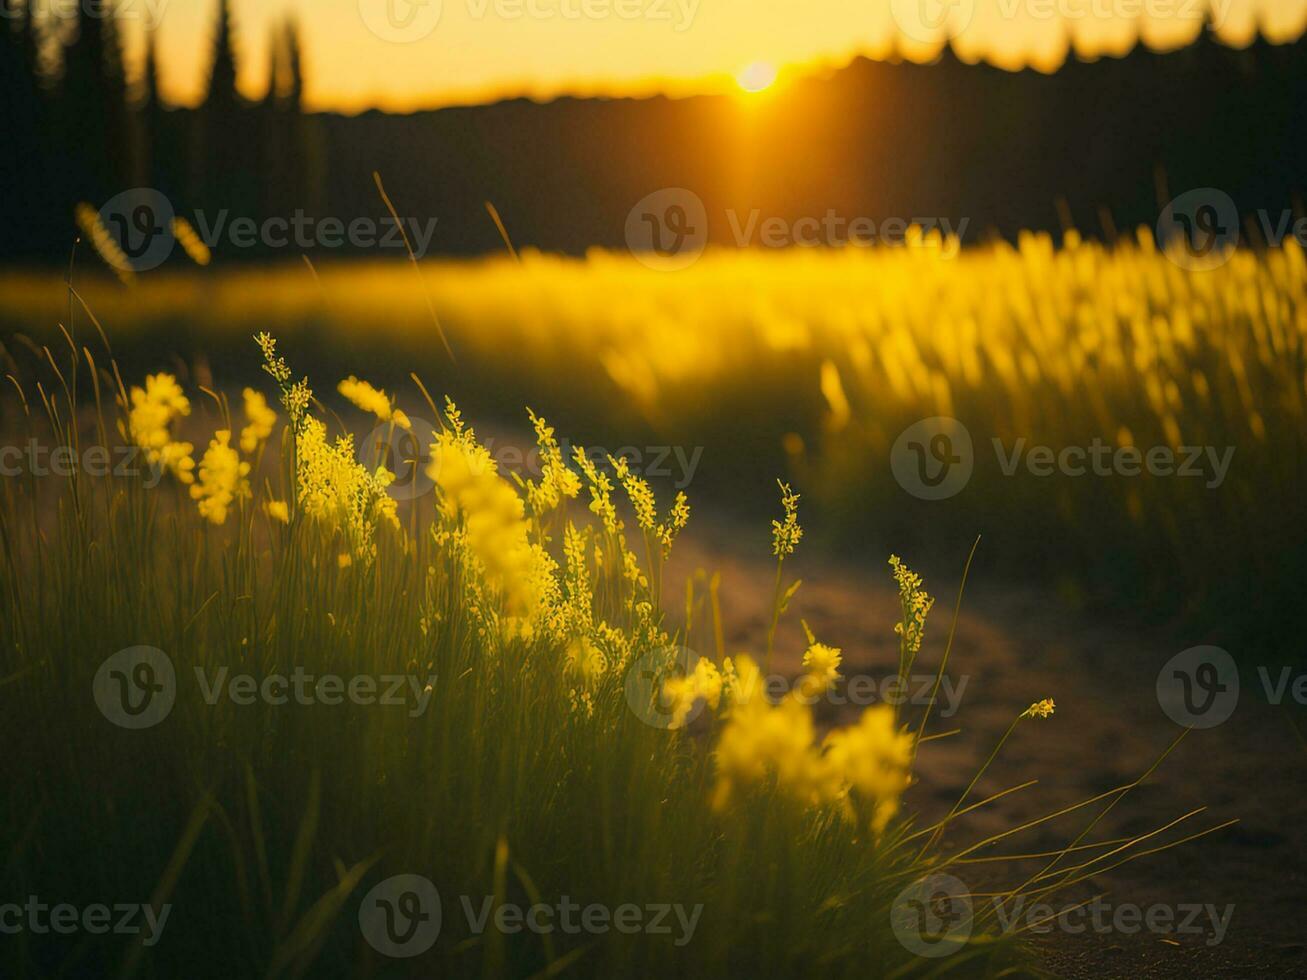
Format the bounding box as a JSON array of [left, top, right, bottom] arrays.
[[2, 233, 1300, 647], [0, 237, 1271, 974]]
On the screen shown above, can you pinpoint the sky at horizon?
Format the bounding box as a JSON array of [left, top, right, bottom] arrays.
[[94, 0, 1307, 112]]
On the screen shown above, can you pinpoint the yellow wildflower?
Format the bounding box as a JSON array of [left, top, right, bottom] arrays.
[[524, 410, 581, 516], [572, 446, 621, 536], [771, 481, 803, 558], [712, 657, 836, 811], [610, 455, 691, 558], [339, 376, 408, 428], [126, 372, 195, 484], [661, 656, 723, 729], [890, 555, 934, 664], [239, 388, 276, 454], [1022, 698, 1056, 719], [189, 430, 251, 525], [800, 640, 843, 697], [256, 333, 311, 433], [265, 500, 290, 524], [429, 416, 557, 632], [822, 705, 914, 833], [297, 416, 399, 562], [565, 636, 608, 685]]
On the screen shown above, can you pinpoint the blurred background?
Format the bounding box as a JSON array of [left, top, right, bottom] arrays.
[[2, 0, 1305, 654]]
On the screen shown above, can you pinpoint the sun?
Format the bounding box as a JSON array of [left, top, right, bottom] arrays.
[[735, 61, 778, 94]]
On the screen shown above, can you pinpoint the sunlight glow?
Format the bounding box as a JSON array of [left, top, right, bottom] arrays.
[[736, 62, 778, 94]]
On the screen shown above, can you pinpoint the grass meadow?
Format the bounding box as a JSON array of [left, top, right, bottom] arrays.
[[0, 231, 1261, 976], [3, 231, 1300, 650]]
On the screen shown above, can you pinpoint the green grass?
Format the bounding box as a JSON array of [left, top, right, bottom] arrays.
[[0, 326, 1223, 978]]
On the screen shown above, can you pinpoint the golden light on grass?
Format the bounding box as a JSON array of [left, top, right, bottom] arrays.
[[0, 240, 1243, 975]]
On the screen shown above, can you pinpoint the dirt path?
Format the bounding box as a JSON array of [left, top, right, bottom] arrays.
[[667, 514, 1307, 977]]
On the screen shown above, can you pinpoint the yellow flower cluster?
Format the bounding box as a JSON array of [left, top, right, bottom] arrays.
[[611, 455, 690, 558], [257, 332, 311, 433], [239, 388, 277, 454], [525, 409, 581, 516], [799, 639, 843, 697], [823, 704, 915, 833], [189, 430, 250, 525], [1023, 698, 1056, 719], [428, 410, 557, 635], [115, 336, 954, 847], [771, 481, 802, 558], [890, 554, 934, 667], [297, 416, 399, 562], [565, 635, 607, 684], [661, 656, 724, 729], [711, 654, 914, 834], [338, 376, 411, 430], [125, 373, 195, 484], [571, 446, 620, 536]]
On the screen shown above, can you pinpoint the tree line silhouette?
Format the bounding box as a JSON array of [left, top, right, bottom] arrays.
[[2, 1, 1304, 263], [1, 0, 319, 261]]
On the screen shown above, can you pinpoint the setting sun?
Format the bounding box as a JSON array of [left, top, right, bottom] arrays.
[[736, 61, 778, 93]]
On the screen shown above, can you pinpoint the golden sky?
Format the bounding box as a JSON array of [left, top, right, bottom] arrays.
[[121, 0, 1307, 112]]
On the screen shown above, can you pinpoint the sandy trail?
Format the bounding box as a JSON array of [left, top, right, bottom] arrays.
[[667, 513, 1306, 978]]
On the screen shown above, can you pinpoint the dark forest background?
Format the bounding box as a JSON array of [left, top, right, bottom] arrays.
[[2, 0, 1305, 263]]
